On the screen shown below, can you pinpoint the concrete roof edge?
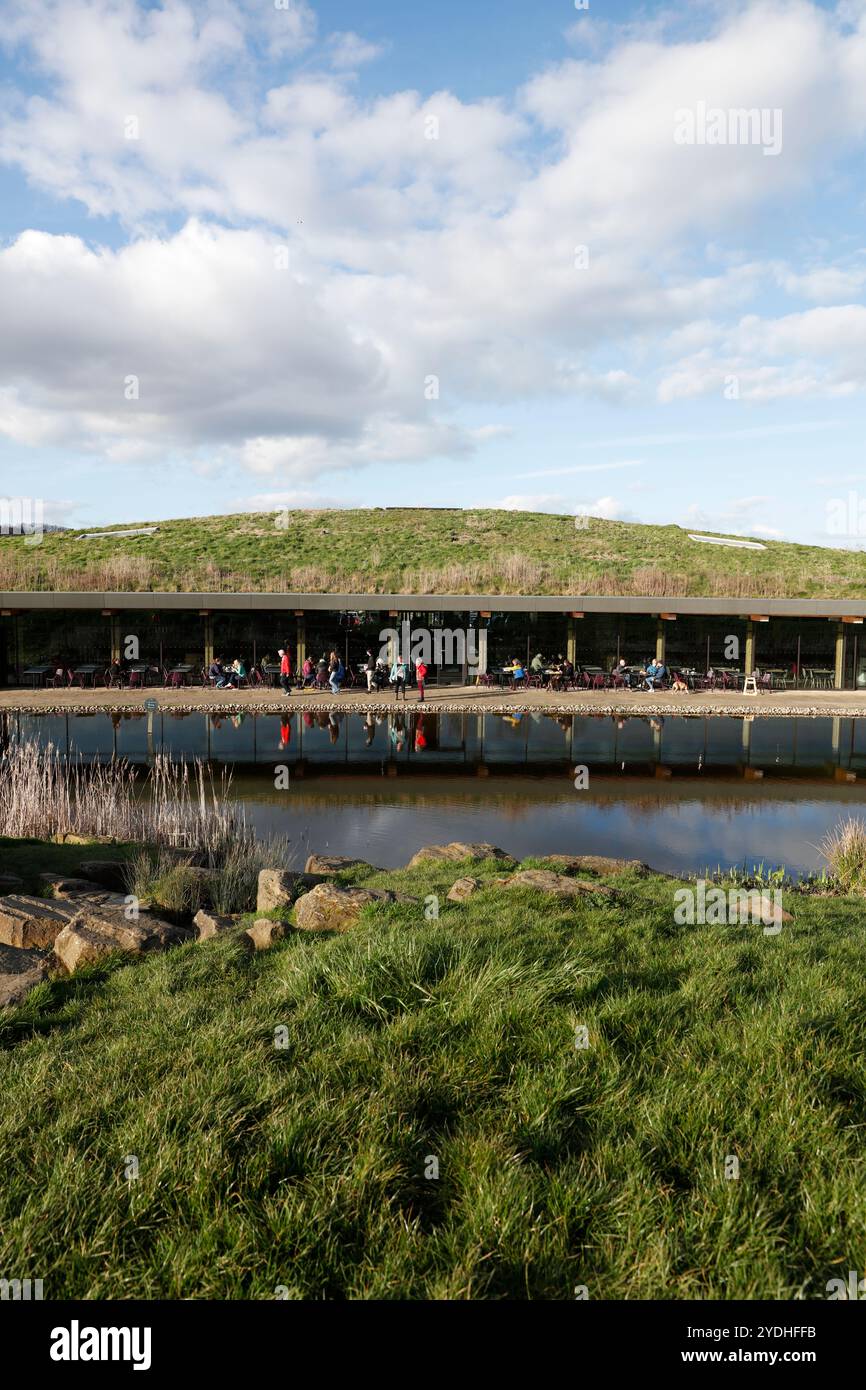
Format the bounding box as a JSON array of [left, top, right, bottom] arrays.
[[0, 592, 863, 617]]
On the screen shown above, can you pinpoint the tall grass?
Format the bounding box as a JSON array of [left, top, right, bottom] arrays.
[[0, 738, 248, 860], [820, 817, 866, 893]]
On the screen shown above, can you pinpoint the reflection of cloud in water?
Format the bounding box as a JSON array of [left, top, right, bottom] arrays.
[[240, 787, 854, 875]]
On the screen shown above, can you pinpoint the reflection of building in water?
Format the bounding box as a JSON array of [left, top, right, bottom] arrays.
[[8, 710, 866, 778]]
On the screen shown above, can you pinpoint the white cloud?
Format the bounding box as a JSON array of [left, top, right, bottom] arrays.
[[492, 494, 568, 511], [327, 31, 385, 70], [2, 0, 866, 494], [517, 459, 643, 480]]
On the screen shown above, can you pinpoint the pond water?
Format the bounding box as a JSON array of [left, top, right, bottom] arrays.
[[6, 710, 866, 875]]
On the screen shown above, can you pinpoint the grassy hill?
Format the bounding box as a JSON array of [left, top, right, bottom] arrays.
[[2, 508, 866, 598]]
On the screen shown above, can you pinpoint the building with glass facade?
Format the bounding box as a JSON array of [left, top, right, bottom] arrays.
[[0, 591, 863, 688]]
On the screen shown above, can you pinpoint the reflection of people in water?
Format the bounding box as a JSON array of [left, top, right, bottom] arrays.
[[210, 713, 223, 730], [413, 714, 428, 752], [362, 712, 376, 747], [502, 711, 523, 728], [279, 717, 291, 749], [389, 714, 406, 754], [328, 712, 339, 745], [303, 711, 314, 729]]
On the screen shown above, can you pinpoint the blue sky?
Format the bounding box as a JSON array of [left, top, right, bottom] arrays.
[[1, 0, 866, 543]]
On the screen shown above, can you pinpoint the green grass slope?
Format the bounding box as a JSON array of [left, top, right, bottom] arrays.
[[2, 508, 866, 597], [1, 855, 863, 1299]]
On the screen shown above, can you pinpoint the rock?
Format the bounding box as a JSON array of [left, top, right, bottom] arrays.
[[257, 868, 324, 913], [303, 855, 378, 876], [407, 842, 513, 869], [193, 908, 241, 942], [0, 895, 80, 949], [446, 876, 483, 903], [0, 943, 50, 1009], [503, 870, 616, 899], [38, 874, 128, 907], [50, 833, 117, 845], [53, 907, 189, 973], [536, 855, 652, 877], [245, 919, 287, 951], [731, 894, 794, 926], [77, 860, 130, 890], [294, 882, 419, 933], [0, 874, 24, 894]]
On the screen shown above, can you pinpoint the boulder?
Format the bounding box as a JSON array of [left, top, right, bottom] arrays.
[[407, 842, 513, 869], [245, 919, 287, 951], [193, 908, 241, 942], [50, 833, 117, 846], [77, 860, 131, 890], [38, 874, 127, 907], [503, 870, 616, 900], [257, 868, 324, 913], [446, 876, 483, 903], [303, 854, 378, 876], [0, 874, 24, 894], [536, 854, 652, 877], [0, 895, 79, 949], [53, 906, 189, 973], [294, 882, 419, 933], [730, 893, 794, 926], [0, 943, 50, 1009]]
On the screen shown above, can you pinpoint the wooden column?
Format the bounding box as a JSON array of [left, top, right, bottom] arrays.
[[201, 614, 214, 668], [655, 619, 665, 665], [566, 618, 576, 665], [296, 616, 305, 670], [834, 622, 845, 690], [744, 621, 755, 676]]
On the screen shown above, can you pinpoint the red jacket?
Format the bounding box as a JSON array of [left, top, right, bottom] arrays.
[[280, 653, 291, 676]]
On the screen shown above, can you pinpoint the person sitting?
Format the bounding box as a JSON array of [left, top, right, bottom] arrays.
[[530, 652, 545, 675], [315, 655, 329, 688], [225, 657, 246, 688], [107, 657, 126, 687], [611, 657, 630, 688], [510, 658, 526, 689], [209, 656, 228, 688], [301, 656, 315, 687], [643, 660, 659, 690], [654, 660, 667, 687], [560, 658, 575, 686]]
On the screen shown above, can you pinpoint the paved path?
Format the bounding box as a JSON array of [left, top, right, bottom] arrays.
[[1, 684, 865, 717]]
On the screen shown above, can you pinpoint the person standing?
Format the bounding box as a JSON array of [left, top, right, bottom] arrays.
[[279, 647, 292, 696], [328, 650, 344, 695], [363, 648, 377, 692], [390, 656, 407, 700], [416, 658, 428, 702]]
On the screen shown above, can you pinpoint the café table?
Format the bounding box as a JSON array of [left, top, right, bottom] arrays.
[[166, 665, 194, 688], [806, 668, 834, 689], [22, 664, 52, 688], [262, 663, 282, 688], [72, 664, 100, 688], [126, 664, 159, 687]]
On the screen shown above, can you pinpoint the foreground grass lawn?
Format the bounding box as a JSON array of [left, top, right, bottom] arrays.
[[1, 858, 864, 1300]]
